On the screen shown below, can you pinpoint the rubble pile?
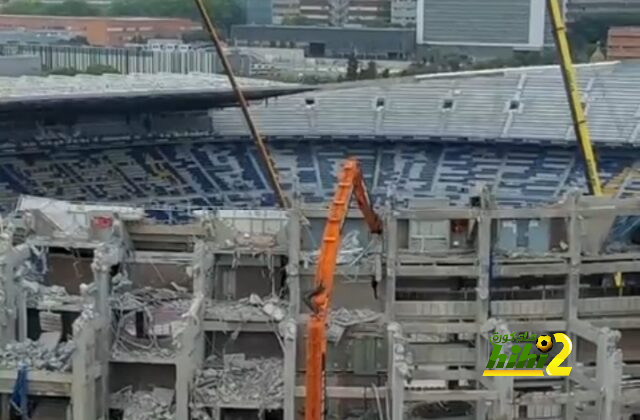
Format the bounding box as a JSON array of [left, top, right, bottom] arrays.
[[408, 401, 473, 419], [111, 342, 178, 361], [325, 308, 382, 343], [111, 287, 194, 360], [0, 340, 75, 371], [206, 294, 287, 323], [329, 308, 382, 327], [111, 287, 192, 312], [23, 281, 83, 309], [192, 357, 284, 411], [112, 387, 175, 420]]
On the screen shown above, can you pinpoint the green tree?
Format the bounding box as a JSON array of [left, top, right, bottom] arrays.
[[2, 0, 101, 15], [45, 0, 102, 16], [85, 64, 120, 74], [48, 67, 79, 76], [65, 36, 89, 45], [181, 30, 210, 43], [282, 13, 311, 25], [360, 60, 377, 79], [346, 53, 359, 81], [1, 0, 47, 14]]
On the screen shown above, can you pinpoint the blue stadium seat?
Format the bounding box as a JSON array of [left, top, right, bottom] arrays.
[[1, 138, 639, 221]]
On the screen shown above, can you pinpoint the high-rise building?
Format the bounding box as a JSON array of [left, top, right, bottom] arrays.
[[299, 0, 390, 26], [608, 26, 640, 59], [416, 0, 558, 58], [272, 0, 300, 24], [391, 0, 416, 26], [567, 0, 640, 21]]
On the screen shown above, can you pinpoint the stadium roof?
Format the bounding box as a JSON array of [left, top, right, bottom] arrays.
[[211, 60, 640, 146], [0, 73, 312, 114]]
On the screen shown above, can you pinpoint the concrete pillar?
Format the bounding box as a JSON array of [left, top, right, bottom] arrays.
[[175, 296, 205, 420], [385, 207, 400, 419], [492, 376, 514, 420], [596, 329, 622, 420], [475, 200, 492, 420], [565, 193, 581, 420], [191, 240, 214, 297], [91, 243, 122, 420], [387, 322, 406, 420], [384, 208, 397, 321], [284, 206, 301, 420], [71, 319, 97, 420], [0, 243, 31, 345]]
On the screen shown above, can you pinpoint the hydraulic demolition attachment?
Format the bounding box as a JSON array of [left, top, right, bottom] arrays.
[[304, 158, 383, 420]]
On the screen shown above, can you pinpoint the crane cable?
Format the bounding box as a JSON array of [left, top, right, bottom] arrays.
[[193, 0, 290, 208]]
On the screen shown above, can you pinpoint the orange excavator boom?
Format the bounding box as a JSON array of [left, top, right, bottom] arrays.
[[304, 158, 383, 420]]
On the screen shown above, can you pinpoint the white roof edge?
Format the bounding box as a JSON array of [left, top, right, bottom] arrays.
[[311, 61, 622, 93], [413, 61, 621, 81]]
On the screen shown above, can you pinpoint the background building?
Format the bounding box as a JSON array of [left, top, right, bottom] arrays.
[[417, 0, 557, 59], [231, 25, 415, 59], [0, 15, 201, 46], [272, 0, 300, 23], [0, 29, 77, 44], [299, 0, 390, 26], [607, 26, 640, 59], [391, 0, 417, 26], [566, 0, 640, 20]]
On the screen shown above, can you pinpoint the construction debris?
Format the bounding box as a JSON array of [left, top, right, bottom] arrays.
[[302, 230, 367, 266], [111, 386, 175, 420], [23, 281, 84, 309], [329, 308, 382, 327], [192, 357, 284, 413], [205, 294, 287, 323], [407, 401, 473, 419], [111, 287, 193, 361], [111, 287, 192, 312], [0, 339, 75, 371]]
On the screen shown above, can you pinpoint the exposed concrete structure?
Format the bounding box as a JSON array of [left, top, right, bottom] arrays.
[[3, 192, 640, 418]]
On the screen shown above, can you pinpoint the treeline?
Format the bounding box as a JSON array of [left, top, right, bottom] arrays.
[[1, 0, 245, 33], [46, 64, 121, 76]]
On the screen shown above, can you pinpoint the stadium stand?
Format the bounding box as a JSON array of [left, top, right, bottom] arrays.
[[1, 61, 640, 221], [0, 141, 636, 220], [212, 61, 640, 144]]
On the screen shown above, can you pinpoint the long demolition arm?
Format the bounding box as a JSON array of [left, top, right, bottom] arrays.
[[304, 159, 383, 420]]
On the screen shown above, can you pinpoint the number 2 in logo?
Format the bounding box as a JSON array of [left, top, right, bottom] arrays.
[[545, 333, 573, 377]]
